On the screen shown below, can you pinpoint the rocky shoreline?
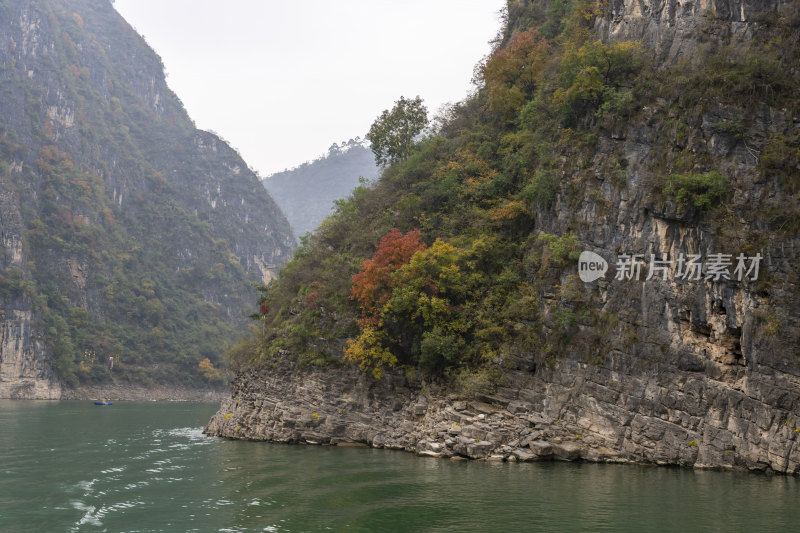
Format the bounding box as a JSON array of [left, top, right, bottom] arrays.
[[204, 358, 800, 474], [62, 382, 227, 402]]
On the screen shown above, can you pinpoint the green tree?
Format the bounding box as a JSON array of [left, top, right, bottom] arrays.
[[663, 171, 729, 210], [366, 96, 429, 167]]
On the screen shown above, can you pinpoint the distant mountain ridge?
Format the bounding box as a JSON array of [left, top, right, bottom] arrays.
[[263, 139, 378, 239], [0, 0, 295, 397]]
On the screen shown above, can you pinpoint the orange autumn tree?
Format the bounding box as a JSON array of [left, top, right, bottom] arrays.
[[347, 230, 475, 378], [350, 228, 427, 324], [198, 357, 223, 383], [346, 228, 427, 378]]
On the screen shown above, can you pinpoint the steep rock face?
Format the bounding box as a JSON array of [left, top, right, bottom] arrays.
[[598, 0, 780, 61], [0, 310, 59, 398], [0, 0, 295, 397], [0, 168, 58, 397]]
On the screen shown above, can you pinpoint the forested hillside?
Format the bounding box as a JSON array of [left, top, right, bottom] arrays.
[[263, 139, 378, 239], [211, 0, 800, 472], [0, 0, 295, 397], [241, 0, 800, 379]]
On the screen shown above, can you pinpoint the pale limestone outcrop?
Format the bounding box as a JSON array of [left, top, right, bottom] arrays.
[[0, 310, 61, 399], [597, 0, 780, 62]]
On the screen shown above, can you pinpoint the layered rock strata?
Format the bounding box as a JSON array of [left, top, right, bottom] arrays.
[[206, 359, 800, 473]]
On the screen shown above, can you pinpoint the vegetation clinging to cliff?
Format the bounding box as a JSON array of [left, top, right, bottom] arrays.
[[238, 0, 800, 384]]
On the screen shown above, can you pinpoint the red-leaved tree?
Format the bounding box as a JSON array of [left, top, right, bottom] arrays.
[[351, 228, 426, 322]]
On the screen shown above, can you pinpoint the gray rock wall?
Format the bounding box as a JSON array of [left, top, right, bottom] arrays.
[[597, 0, 781, 62], [0, 309, 60, 399], [205, 356, 800, 472], [0, 165, 59, 398]]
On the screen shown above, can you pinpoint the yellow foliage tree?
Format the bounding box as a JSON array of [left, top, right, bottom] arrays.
[[198, 357, 222, 382], [344, 325, 398, 379], [482, 30, 551, 123]]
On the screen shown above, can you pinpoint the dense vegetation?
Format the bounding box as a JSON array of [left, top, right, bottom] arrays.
[[0, 0, 293, 388], [236, 0, 800, 389]]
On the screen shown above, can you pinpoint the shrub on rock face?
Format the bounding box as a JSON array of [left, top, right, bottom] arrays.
[[553, 40, 643, 125], [482, 30, 551, 124], [759, 133, 800, 193], [663, 171, 730, 210]]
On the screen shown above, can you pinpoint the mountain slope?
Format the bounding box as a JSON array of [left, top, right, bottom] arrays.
[[0, 0, 295, 398], [263, 139, 378, 239], [208, 0, 800, 473]]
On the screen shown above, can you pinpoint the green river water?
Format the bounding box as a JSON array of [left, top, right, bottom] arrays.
[[1, 400, 798, 532]]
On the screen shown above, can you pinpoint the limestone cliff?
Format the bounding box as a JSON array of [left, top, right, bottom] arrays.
[[597, 0, 781, 61], [0, 0, 295, 397], [206, 0, 800, 473]]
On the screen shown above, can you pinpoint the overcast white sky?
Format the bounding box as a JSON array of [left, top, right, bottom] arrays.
[[112, 0, 505, 176]]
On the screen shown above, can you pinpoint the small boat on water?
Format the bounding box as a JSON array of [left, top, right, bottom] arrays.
[[94, 400, 113, 406]]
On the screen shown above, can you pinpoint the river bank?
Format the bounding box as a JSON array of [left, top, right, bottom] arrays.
[[205, 358, 800, 474], [62, 381, 227, 402], [0, 376, 226, 402]]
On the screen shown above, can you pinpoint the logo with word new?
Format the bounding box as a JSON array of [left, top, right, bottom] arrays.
[[578, 251, 608, 282], [577, 250, 763, 283]]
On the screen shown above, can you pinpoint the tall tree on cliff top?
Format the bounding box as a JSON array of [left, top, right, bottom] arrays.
[[366, 96, 429, 167]]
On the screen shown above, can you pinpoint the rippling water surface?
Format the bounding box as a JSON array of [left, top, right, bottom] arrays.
[[1, 400, 799, 532]]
